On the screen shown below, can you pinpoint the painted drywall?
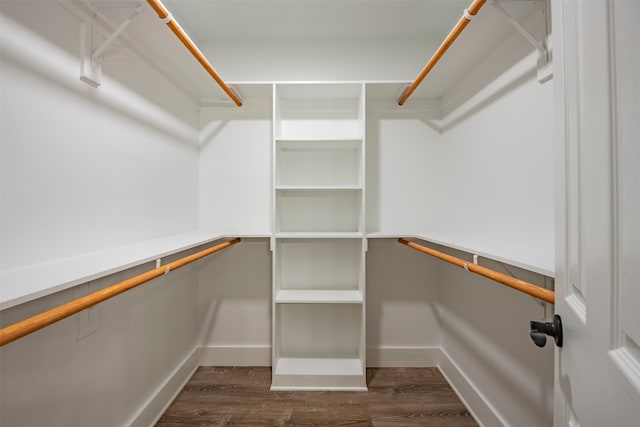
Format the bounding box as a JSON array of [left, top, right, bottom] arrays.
[[1, 4, 204, 426], [0, 261, 200, 427], [437, 61, 555, 259], [366, 238, 442, 361], [200, 39, 439, 82], [197, 238, 272, 361], [198, 105, 272, 235], [365, 107, 441, 234], [434, 61, 555, 425], [0, 5, 199, 270], [438, 250, 555, 427]]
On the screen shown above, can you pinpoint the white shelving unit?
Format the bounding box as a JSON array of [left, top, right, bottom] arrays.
[[271, 83, 367, 390]]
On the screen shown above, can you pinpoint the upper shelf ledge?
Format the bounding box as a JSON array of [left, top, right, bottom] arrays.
[[0, 230, 234, 311]]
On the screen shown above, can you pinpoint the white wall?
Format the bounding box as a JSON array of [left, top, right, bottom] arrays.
[[366, 107, 441, 234], [197, 238, 272, 364], [366, 238, 441, 364], [438, 250, 555, 427], [198, 104, 272, 235], [1, 3, 204, 426], [437, 64, 555, 258], [0, 4, 199, 270], [434, 64, 555, 426], [0, 260, 200, 427]]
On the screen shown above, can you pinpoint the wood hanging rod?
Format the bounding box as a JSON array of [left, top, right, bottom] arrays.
[[0, 238, 241, 347], [145, 0, 242, 107], [398, 238, 555, 304], [398, 0, 487, 106]]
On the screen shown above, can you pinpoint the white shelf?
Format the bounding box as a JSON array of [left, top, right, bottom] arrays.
[[275, 137, 363, 142], [275, 83, 364, 140], [366, 231, 554, 277], [275, 356, 363, 376], [272, 82, 366, 391], [0, 230, 230, 311], [275, 290, 363, 304], [275, 237, 363, 293], [276, 232, 363, 239], [276, 138, 362, 187], [276, 189, 362, 233], [276, 185, 362, 191]]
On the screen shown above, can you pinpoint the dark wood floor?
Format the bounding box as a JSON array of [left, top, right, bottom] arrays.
[[156, 367, 478, 426]]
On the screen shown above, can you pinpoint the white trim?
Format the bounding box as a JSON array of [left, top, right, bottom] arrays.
[[366, 346, 440, 367], [437, 348, 505, 427], [199, 346, 272, 366], [126, 346, 199, 427]]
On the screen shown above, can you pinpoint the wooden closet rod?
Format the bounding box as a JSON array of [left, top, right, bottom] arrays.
[[398, 238, 555, 304], [398, 0, 487, 106], [0, 238, 241, 347], [145, 0, 242, 107]]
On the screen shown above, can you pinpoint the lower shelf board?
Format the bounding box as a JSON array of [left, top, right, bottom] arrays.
[[275, 356, 363, 376], [275, 289, 363, 303], [272, 357, 367, 391]]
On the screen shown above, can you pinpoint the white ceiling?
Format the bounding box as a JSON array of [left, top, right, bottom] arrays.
[[84, 0, 544, 102], [163, 0, 472, 43]]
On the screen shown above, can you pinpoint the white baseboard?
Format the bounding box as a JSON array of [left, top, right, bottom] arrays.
[[366, 346, 440, 367], [437, 348, 505, 427], [199, 345, 271, 366], [127, 346, 199, 427]]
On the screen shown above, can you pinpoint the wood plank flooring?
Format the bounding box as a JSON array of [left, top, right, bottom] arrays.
[[156, 367, 478, 426]]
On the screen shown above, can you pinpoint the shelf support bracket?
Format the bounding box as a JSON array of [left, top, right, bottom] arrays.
[[92, 4, 143, 63], [490, 0, 551, 83], [78, 3, 143, 88]]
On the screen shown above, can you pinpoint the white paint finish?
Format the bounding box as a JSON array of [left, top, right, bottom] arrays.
[[199, 345, 272, 366], [413, 232, 554, 278], [128, 347, 199, 427], [163, 0, 542, 98], [438, 256, 554, 427], [613, 0, 640, 363], [196, 238, 272, 348], [276, 302, 362, 358], [198, 108, 272, 235], [366, 346, 440, 368], [276, 139, 363, 187], [365, 112, 441, 234], [271, 83, 367, 390], [0, 11, 199, 271], [437, 73, 555, 266], [366, 239, 441, 349], [200, 39, 439, 84], [0, 264, 199, 427], [275, 238, 363, 292], [0, 231, 224, 310], [438, 348, 503, 427], [553, 1, 640, 425], [165, 0, 470, 43], [276, 189, 362, 233]]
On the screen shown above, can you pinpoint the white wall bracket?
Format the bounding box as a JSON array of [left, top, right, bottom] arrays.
[[80, 20, 102, 87], [79, 3, 143, 88], [490, 0, 552, 83]]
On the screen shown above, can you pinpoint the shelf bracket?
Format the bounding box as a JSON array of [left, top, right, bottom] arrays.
[[80, 19, 102, 87], [79, 3, 143, 88], [490, 0, 551, 83], [91, 4, 143, 63]]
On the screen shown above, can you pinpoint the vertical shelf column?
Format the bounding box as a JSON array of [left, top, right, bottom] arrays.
[[271, 83, 367, 390]]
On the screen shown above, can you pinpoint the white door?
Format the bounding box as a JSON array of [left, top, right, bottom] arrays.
[[553, 0, 640, 425]]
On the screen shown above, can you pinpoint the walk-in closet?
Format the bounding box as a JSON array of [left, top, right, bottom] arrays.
[[1, 0, 638, 426]]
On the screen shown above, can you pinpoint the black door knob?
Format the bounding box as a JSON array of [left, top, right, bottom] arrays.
[[530, 314, 563, 348]]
